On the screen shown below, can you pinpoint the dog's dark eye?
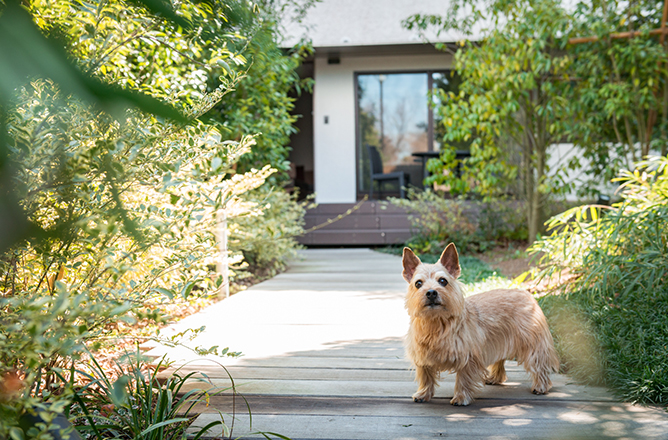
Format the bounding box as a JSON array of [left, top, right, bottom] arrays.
[[415, 280, 423, 289], [438, 277, 448, 287]]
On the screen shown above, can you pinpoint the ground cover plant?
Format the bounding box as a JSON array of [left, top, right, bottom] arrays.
[[68, 350, 233, 440], [532, 156, 668, 405], [0, 0, 311, 437]]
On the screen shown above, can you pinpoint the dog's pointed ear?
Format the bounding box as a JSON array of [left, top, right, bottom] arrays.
[[402, 247, 421, 282], [439, 243, 461, 279]]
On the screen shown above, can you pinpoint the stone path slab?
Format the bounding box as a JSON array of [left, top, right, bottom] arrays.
[[147, 249, 668, 440]]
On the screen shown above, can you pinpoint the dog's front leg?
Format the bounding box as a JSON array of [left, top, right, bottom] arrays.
[[451, 356, 486, 406], [413, 365, 438, 403]]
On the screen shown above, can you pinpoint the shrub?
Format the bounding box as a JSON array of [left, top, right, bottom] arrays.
[[477, 199, 528, 245], [532, 156, 668, 404], [388, 189, 527, 254], [0, 77, 270, 435], [216, 21, 313, 182], [230, 187, 308, 281], [0, 0, 309, 435], [388, 189, 477, 254]]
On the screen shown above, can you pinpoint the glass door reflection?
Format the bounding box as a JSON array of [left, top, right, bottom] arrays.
[[357, 73, 428, 195]]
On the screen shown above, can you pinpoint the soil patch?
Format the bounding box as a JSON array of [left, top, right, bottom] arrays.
[[476, 243, 538, 279]]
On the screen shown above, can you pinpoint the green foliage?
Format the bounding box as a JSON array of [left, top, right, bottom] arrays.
[[532, 156, 668, 404], [389, 190, 477, 254], [566, 0, 668, 184], [215, 12, 313, 180], [69, 350, 294, 439], [29, 0, 250, 104], [67, 349, 253, 440], [230, 187, 309, 281], [406, 0, 668, 240], [388, 189, 527, 255], [0, 0, 309, 436], [0, 76, 269, 436], [0, 0, 190, 255], [406, 0, 572, 242], [210, 0, 313, 273], [71, 351, 210, 439], [476, 200, 529, 244]]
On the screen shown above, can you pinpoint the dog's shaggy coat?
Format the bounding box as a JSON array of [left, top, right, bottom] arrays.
[[403, 243, 559, 406]]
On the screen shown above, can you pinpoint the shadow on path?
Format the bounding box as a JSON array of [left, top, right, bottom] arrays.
[[149, 249, 668, 440]]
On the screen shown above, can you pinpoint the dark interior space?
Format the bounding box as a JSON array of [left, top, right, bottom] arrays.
[[288, 60, 315, 200]]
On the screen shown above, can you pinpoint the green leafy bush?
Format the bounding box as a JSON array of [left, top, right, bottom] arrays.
[[388, 190, 477, 255], [477, 200, 528, 245], [0, 77, 269, 433], [388, 189, 527, 254], [216, 20, 313, 181], [230, 187, 308, 282], [533, 156, 668, 404], [0, 0, 309, 436]]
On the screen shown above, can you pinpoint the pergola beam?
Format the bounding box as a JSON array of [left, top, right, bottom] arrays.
[[569, 0, 668, 45], [568, 27, 668, 45]]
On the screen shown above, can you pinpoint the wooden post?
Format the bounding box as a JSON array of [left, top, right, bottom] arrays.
[[568, 27, 668, 45], [216, 210, 230, 299]]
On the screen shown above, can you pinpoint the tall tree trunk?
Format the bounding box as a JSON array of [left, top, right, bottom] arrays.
[[529, 144, 546, 244], [524, 132, 537, 244], [663, 80, 668, 157], [524, 93, 545, 245]]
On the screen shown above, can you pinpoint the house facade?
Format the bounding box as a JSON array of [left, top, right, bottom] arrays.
[[283, 0, 464, 245]]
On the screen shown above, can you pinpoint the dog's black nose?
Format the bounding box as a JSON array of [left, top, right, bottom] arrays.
[[426, 290, 438, 301]]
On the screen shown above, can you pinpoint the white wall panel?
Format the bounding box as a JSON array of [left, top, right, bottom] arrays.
[[313, 53, 453, 203]]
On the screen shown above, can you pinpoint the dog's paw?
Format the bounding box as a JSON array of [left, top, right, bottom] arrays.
[[450, 395, 472, 406], [412, 389, 433, 403], [485, 374, 507, 385], [531, 382, 551, 395]]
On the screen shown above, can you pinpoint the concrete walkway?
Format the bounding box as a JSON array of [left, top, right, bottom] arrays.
[[148, 249, 668, 440]]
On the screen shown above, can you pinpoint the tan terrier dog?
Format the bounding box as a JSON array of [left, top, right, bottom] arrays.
[[403, 243, 559, 406]]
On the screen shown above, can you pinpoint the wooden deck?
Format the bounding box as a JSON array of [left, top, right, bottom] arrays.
[[148, 249, 668, 440], [298, 202, 412, 246]]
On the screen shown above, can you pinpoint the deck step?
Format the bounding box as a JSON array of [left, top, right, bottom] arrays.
[[299, 201, 412, 245]]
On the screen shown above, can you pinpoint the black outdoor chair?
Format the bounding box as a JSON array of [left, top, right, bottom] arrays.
[[367, 144, 409, 199]]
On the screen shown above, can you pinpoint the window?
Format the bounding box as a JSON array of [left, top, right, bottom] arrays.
[[356, 70, 460, 197]]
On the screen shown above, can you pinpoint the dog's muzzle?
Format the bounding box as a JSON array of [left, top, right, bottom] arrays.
[[425, 289, 441, 307]]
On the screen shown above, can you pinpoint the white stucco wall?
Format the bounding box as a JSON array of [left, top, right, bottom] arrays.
[[548, 143, 624, 201], [313, 53, 453, 204], [281, 0, 463, 48]]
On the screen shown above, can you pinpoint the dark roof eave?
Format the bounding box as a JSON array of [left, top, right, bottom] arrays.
[[282, 41, 460, 59]]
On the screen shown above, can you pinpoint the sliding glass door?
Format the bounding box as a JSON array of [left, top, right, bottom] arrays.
[[356, 71, 459, 197]]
